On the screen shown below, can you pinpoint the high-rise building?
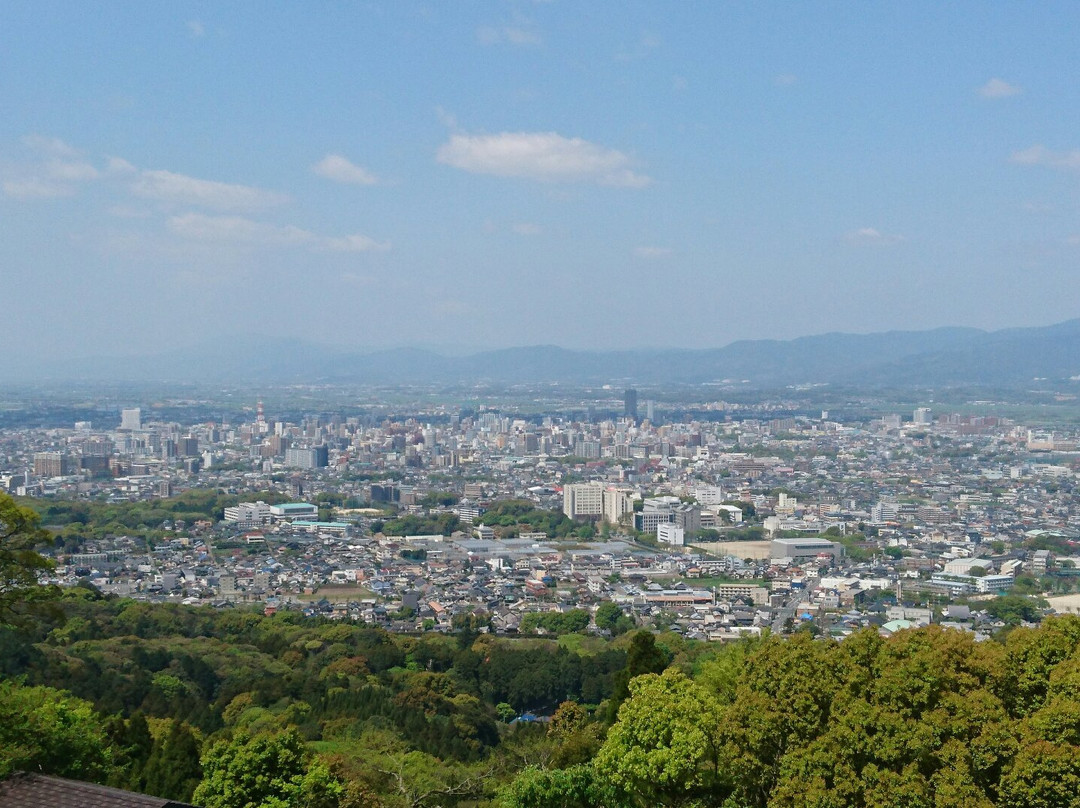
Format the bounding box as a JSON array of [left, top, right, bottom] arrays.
[[623, 389, 638, 421], [120, 408, 141, 431], [602, 486, 635, 525], [914, 407, 933, 425], [284, 445, 329, 469], [574, 439, 601, 458], [563, 482, 604, 520], [33, 452, 66, 477]]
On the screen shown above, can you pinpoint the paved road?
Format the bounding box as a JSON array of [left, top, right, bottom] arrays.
[[771, 577, 818, 634]]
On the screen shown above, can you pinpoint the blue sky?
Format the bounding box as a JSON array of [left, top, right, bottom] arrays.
[[3, 2, 1080, 360]]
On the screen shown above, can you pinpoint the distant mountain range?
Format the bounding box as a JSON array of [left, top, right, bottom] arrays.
[[10, 319, 1080, 388]]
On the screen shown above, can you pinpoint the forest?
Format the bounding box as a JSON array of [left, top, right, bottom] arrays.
[[6, 590, 1080, 807], [4, 494, 1080, 807]]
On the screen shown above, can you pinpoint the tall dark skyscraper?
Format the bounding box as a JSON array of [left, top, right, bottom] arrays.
[[624, 388, 638, 421]]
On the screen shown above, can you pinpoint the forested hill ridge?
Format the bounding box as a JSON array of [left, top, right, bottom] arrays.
[[13, 317, 1080, 387], [4, 590, 1080, 808]]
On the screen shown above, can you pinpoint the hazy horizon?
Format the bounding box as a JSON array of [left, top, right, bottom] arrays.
[[7, 316, 1061, 366], [4, 4, 1080, 363]]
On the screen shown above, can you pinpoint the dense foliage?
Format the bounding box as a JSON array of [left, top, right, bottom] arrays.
[[23, 490, 291, 542], [5, 593, 1080, 806], [504, 620, 1080, 808], [477, 500, 598, 539]]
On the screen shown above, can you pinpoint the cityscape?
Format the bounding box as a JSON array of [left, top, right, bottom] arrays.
[[6, 382, 1079, 641]]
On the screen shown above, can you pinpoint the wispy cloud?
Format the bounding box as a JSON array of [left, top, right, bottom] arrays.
[[106, 157, 137, 175], [774, 73, 798, 87], [978, 78, 1021, 98], [2, 136, 101, 199], [512, 222, 542, 236], [437, 131, 650, 187], [2, 178, 75, 199], [634, 246, 672, 258], [845, 227, 904, 246], [312, 154, 379, 185], [132, 170, 288, 210], [477, 24, 541, 46], [44, 158, 99, 182], [1011, 145, 1080, 171], [187, 20, 205, 37], [22, 134, 81, 158], [168, 212, 388, 253]]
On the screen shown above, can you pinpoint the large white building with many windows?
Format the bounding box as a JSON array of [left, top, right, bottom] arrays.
[[602, 486, 636, 525], [563, 482, 603, 520]]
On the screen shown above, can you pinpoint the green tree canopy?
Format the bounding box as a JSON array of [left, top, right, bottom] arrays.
[[595, 668, 726, 807], [0, 492, 60, 627], [0, 681, 115, 781], [193, 730, 344, 808]]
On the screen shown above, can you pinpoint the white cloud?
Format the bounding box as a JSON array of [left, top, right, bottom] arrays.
[[4, 135, 100, 199], [512, 222, 542, 236], [477, 25, 541, 46], [2, 178, 75, 199], [187, 20, 205, 37], [1011, 145, 1080, 171], [45, 158, 100, 181], [22, 134, 80, 158], [132, 170, 288, 210], [437, 131, 650, 187], [323, 233, 390, 252], [634, 246, 672, 258], [774, 73, 798, 87], [312, 154, 379, 186], [845, 227, 904, 246], [978, 78, 1021, 98], [107, 157, 137, 175], [168, 212, 388, 253]]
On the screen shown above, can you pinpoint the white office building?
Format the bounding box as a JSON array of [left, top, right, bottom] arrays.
[[657, 523, 685, 546], [602, 486, 636, 525], [120, 408, 142, 431], [563, 482, 603, 519]]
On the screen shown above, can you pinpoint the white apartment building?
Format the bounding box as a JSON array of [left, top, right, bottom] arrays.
[[657, 523, 685, 546], [223, 501, 273, 527], [602, 486, 636, 525], [563, 482, 603, 519]]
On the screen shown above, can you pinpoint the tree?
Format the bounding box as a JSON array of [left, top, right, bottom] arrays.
[[193, 730, 344, 808], [594, 668, 726, 807], [142, 720, 202, 802], [0, 493, 60, 627], [594, 602, 624, 634], [987, 594, 1048, 626], [0, 681, 115, 781], [499, 764, 610, 808], [606, 631, 671, 722], [998, 739, 1080, 808]]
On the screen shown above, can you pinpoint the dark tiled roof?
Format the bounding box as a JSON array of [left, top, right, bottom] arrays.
[[0, 773, 198, 808]]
